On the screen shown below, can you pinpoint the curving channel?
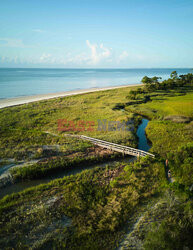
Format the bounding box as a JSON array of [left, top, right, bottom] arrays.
[[137, 118, 151, 152]]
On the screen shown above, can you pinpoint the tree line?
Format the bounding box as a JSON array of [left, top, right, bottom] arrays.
[[129, 71, 193, 99]]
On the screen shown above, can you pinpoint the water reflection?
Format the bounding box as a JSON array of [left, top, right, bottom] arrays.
[[137, 118, 151, 152]]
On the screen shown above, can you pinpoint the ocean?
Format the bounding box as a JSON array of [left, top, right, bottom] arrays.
[[0, 68, 192, 99]]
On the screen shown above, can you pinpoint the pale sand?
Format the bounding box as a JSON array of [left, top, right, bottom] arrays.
[[0, 84, 142, 109]]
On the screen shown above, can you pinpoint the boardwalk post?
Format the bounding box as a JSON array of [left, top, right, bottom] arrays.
[[137, 152, 140, 161]]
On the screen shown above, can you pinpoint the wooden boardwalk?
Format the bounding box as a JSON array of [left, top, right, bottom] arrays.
[[80, 135, 155, 158]]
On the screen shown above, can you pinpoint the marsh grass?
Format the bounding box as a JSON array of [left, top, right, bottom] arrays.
[[0, 86, 138, 160], [0, 157, 165, 249]]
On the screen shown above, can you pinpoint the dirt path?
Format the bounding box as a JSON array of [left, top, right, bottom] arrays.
[[165, 162, 175, 183], [118, 199, 169, 249]]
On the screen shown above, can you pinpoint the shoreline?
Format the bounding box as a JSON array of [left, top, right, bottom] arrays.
[[0, 83, 142, 109]]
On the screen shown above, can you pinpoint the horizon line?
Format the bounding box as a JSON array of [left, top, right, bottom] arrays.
[[0, 67, 192, 70]]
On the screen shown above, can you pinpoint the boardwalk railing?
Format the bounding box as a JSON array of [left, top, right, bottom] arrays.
[[79, 135, 155, 158]]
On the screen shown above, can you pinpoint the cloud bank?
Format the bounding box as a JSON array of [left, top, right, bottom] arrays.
[[0, 38, 132, 67]]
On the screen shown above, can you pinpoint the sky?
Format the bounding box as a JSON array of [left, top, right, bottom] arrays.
[[0, 0, 193, 68]]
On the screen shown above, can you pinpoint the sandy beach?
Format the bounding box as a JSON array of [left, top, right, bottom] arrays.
[[0, 84, 141, 109]]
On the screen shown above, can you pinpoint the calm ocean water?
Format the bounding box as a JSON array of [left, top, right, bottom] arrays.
[[0, 68, 192, 99]]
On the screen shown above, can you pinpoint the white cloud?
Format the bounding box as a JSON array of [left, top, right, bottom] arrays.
[[40, 53, 52, 62], [0, 56, 10, 63], [86, 40, 112, 65], [86, 40, 98, 64], [0, 55, 22, 64], [32, 29, 46, 33], [0, 38, 35, 48], [66, 53, 89, 64], [0, 38, 24, 48], [100, 43, 111, 58], [0, 39, 112, 66], [37, 52, 89, 65], [36, 41, 113, 66], [2, 40, 148, 67], [118, 51, 129, 62]]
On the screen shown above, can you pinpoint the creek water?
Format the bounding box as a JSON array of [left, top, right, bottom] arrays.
[[137, 119, 151, 152], [0, 158, 133, 199], [0, 119, 151, 199]]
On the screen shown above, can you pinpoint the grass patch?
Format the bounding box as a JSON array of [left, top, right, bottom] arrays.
[[146, 120, 193, 157], [0, 157, 164, 249], [134, 91, 193, 119]]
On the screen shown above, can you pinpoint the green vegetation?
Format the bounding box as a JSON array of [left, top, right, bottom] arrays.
[[10, 152, 120, 181], [0, 157, 165, 249], [0, 72, 193, 249], [141, 71, 193, 92], [126, 74, 193, 158], [0, 86, 138, 160], [144, 195, 193, 250], [168, 142, 193, 187], [138, 91, 193, 118]]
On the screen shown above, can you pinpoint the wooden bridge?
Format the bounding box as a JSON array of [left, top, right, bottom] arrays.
[[79, 135, 155, 158]]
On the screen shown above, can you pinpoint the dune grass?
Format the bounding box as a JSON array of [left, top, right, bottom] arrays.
[[0, 86, 139, 160]]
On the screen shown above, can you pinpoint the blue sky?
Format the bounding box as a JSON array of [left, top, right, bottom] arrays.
[[0, 0, 193, 68]]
